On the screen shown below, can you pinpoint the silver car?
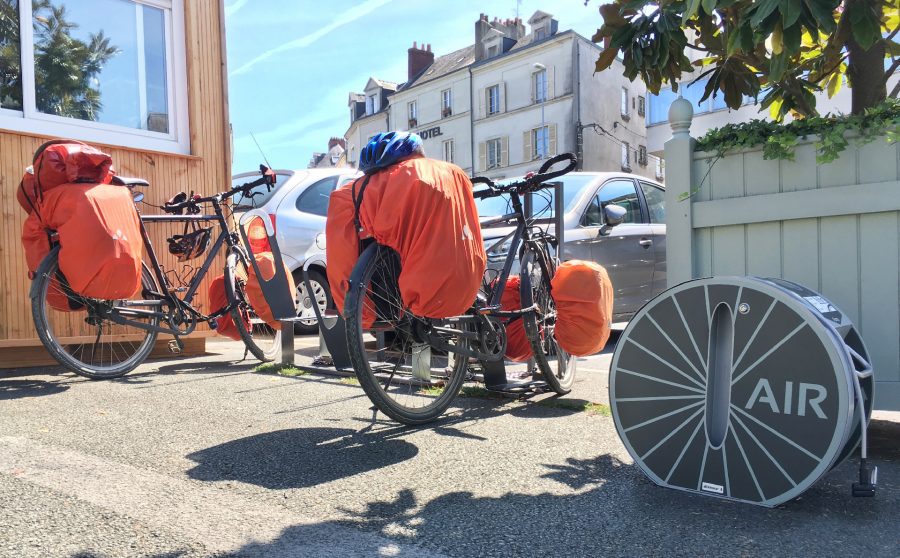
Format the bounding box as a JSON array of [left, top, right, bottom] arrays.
[[231, 168, 361, 333], [478, 172, 666, 322]]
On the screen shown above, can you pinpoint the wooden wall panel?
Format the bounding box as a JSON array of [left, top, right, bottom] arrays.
[[0, 1, 230, 346]]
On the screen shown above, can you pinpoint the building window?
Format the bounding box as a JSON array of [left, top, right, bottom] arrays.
[[638, 145, 648, 166], [487, 138, 502, 169], [533, 69, 547, 103], [442, 139, 454, 163], [407, 101, 417, 127], [621, 142, 631, 170], [441, 89, 452, 117], [487, 84, 500, 115], [532, 126, 549, 160], [0, 0, 189, 153], [534, 26, 547, 40], [487, 44, 499, 58], [638, 95, 646, 117], [621, 87, 629, 119], [366, 94, 379, 115]]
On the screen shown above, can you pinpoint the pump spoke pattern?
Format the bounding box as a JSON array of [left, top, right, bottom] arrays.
[[610, 278, 863, 507]]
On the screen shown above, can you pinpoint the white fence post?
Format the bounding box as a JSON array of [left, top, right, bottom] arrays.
[[664, 96, 696, 287]]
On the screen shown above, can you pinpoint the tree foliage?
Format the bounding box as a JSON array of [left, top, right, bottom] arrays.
[[0, 1, 119, 118], [591, 0, 899, 119]]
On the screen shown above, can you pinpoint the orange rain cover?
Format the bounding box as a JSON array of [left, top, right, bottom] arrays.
[[34, 184, 143, 300], [18, 142, 114, 213], [326, 157, 486, 320], [22, 213, 81, 312], [208, 274, 248, 340], [244, 252, 295, 330], [499, 275, 533, 362], [551, 260, 614, 356]]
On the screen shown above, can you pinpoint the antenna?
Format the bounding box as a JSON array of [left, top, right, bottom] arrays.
[[250, 132, 273, 170], [515, 0, 521, 19]]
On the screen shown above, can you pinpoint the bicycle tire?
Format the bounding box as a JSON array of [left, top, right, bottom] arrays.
[[519, 246, 576, 394], [30, 247, 159, 379], [224, 249, 280, 362], [345, 243, 469, 425]]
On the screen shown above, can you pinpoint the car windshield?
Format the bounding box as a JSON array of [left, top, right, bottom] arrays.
[[476, 174, 598, 218], [231, 171, 294, 210]]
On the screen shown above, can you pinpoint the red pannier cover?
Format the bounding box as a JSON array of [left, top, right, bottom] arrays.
[[499, 276, 533, 362], [18, 141, 114, 213], [244, 252, 295, 330], [208, 274, 248, 340], [326, 157, 486, 320], [551, 260, 614, 356], [22, 213, 82, 312], [31, 184, 143, 300]]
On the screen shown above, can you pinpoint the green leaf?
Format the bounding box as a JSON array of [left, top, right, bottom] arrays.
[[750, 0, 781, 28], [780, 0, 802, 27], [769, 52, 788, 82], [850, 5, 881, 50], [826, 71, 842, 98], [683, 0, 702, 23], [701, 0, 717, 16], [782, 23, 801, 53], [804, 0, 837, 33], [886, 41, 900, 57]]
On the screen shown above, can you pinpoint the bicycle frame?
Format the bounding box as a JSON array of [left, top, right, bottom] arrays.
[[104, 198, 246, 336]]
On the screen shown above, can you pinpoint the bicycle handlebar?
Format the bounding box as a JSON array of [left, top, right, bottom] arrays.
[[163, 165, 275, 214], [471, 153, 577, 200]]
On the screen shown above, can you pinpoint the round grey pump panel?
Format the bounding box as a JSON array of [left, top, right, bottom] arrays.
[[610, 277, 873, 507]]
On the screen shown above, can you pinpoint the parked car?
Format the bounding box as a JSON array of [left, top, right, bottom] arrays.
[[478, 172, 666, 322], [231, 168, 361, 333]]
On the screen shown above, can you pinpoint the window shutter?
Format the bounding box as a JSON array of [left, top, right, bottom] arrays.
[[478, 142, 487, 171], [531, 74, 536, 103], [549, 124, 558, 156], [479, 88, 485, 118], [499, 82, 506, 113], [547, 67, 555, 100], [500, 136, 509, 167], [523, 130, 533, 161]]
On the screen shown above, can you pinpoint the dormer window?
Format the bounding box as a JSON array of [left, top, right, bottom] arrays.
[[487, 44, 499, 58], [534, 26, 548, 40], [366, 94, 379, 115]]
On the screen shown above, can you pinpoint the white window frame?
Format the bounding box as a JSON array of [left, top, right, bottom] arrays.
[[0, 0, 190, 154], [621, 87, 629, 118], [533, 69, 547, 103], [442, 139, 454, 163], [532, 126, 548, 160], [441, 88, 452, 117], [621, 142, 631, 170], [638, 95, 646, 117], [487, 85, 500, 115], [408, 101, 417, 121], [487, 138, 502, 169]]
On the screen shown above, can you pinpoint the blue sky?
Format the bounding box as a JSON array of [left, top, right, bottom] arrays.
[[224, 0, 604, 173]]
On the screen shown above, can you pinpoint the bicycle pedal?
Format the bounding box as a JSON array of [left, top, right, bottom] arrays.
[[167, 339, 184, 354]]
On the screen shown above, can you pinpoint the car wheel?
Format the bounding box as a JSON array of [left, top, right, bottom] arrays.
[[292, 269, 333, 335]]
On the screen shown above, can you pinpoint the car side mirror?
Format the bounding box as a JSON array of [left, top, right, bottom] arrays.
[[599, 204, 626, 236]]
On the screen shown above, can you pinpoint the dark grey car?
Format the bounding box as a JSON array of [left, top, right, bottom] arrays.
[[478, 172, 666, 322]]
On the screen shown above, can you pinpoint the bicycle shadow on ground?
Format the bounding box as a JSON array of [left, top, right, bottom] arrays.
[[185, 426, 420, 489], [0, 377, 70, 400], [221, 443, 898, 558]]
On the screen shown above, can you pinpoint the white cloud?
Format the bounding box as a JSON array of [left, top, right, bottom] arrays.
[[224, 0, 251, 18], [229, 0, 394, 77]]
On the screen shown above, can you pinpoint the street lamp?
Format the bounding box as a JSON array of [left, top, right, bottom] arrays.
[[533, 62, 547, 159]]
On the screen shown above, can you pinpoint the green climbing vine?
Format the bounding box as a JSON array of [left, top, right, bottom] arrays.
[[694, 98, 900, 164]]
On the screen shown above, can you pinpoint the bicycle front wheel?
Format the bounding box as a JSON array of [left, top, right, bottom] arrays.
[[30, 247, 160, 379], [520, 246, 576, 394], [344, 243, 469, 425], [225, 249, 282, 362]]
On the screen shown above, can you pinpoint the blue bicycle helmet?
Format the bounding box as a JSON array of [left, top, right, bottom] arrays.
[[358, 131, 423, 174]]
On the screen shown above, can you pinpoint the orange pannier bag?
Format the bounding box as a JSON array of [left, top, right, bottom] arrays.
[[499, 276, 533, 362], [551, 260, 614, 356], [22, 212, 83, 312], [244, 251, 296, 330], [208, 274, 248, 340], [33, 183, 143, 300], [326, 157, 486, 320], [17, 141, 114, 213]]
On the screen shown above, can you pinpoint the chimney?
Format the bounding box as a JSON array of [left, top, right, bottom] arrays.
[[328, 137, 346, 151], [408, 41, 435, 81]]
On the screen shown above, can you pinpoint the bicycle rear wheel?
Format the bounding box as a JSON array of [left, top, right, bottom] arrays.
[[225, 249, 281, 361], [520, 246, 576, 394], [344, 243, 469, 425], [30, 247, 160, 379]]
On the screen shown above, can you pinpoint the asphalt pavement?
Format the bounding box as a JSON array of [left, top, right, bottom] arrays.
[[1, 335, 898, 557]]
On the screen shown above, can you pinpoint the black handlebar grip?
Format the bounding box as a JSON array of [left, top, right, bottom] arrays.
[[537, 153, 577, 176]]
